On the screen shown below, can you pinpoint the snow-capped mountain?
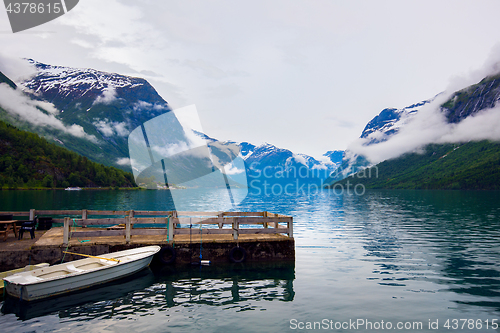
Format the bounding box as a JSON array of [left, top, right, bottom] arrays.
[[195, 131, 340, 187], [0, 60, 185, 170], [322, 150, 344, 166], [323, 72, 500, 187], [1, 60, 342, 186], [359, 100, 431, 144]]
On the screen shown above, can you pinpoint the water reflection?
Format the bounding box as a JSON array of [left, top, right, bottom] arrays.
[[343, 190, 500, 311], [153, 262, 295, 308], [1, 262, 295, 321]]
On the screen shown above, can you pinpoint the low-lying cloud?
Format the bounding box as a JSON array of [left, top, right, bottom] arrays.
[[0, 53, 37, 83], [348, 93, 500, 164], [93, 118, 129, 137], [348, 49, 500, 165], [93, 86, 118, 105], [0, 84, 97, 142]]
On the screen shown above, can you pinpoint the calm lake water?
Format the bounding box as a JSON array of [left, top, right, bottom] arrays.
[[1, 189, 500, 332]]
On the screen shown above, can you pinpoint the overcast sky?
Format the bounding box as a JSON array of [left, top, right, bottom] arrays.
[[1, 0, 500, 159]]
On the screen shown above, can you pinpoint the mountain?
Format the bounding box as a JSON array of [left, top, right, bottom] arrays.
[[194, 131, 339, 188], [1, 60, 341, 189], [359, 100, 431, 143], [242, 143, 335, 187], [0, 60, 186, 172], [0, 118, 136, 188], [325, 72, 500, 190], [322, 150, 344, 165], [333, 141, 500, 190], [322, 100, 433, 186], [441, 73, 500, 123]]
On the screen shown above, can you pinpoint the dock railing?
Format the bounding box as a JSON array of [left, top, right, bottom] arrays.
[[1, 210, 293, 245]]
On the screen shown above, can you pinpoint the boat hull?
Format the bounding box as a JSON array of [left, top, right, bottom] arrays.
[[4, 246, 160, 301]]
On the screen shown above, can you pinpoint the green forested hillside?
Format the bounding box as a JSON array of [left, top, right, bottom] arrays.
[[0, 118, 136, 189], [330, 141, 500, 190]]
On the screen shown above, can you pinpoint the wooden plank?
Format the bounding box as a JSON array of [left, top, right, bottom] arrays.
[[36, 210, 82, 215], [174, 217, 222, 224], [175, 211, 221, 217], [131, 229, 168, 236], [220, 212, 266, 217], [87, 210, 129, 216], [77, 218, 127, 226], [174, 228, 233, 235], [131, 217, 170, 224], [71, 230, 125, 237], [189, 217, 291, 225], [238, 229, 289, 235], [132, 210, 175, 216], [0, 211, 29, 216]]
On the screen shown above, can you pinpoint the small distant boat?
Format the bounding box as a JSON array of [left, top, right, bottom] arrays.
[[3, 246, 160, 301], [64, 187, 82, 191]]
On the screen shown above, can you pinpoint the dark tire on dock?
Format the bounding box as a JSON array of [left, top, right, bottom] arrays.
[[229, 246, 246, 263], [158, 246, 176, 265]]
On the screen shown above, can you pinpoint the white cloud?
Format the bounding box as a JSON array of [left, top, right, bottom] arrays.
[[116, 157, 131, 166], [0, 84, 97, 142], [348, 93, 500, 164], [224, 163, 244, 175], [132, 100, 167, 112], [0, 53, 37, 83], [151, 142, 191, 158], [93, 86, 117, 105], [93, 118, 129, 137], [36, 100, 59, 115]]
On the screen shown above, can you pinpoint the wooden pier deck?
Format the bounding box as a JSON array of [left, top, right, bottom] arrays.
[[0, 210, 295, 270]]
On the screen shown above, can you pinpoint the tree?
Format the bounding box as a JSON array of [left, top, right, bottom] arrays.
[[42, 175, 54, 188]]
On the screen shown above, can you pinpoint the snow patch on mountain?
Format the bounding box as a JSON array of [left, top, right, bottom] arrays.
[[22, 60, 144, 98]]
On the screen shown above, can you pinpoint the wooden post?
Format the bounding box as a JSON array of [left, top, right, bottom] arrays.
[[29, 209, 35, 220], [63, 217, 70, 246], [288, 218, 293, 238], [126, 210, 134, 244], [232, 218, 239, 240], [82, 209, 87, 228], [168, 216, 173, 243]]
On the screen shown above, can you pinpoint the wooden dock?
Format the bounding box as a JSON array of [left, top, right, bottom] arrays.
[[0, 210, 294, 270]]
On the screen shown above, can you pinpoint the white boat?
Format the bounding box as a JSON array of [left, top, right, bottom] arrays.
[[65, 187, 82, 191], [3, 246, 160, 301]]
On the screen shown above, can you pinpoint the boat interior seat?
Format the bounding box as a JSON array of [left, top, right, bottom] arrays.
[[66, 264, 84, 273]]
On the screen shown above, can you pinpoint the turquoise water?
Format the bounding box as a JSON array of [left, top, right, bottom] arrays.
[[0, 189, 500, 332]]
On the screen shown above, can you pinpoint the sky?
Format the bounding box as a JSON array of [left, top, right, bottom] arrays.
[[1, 0, 500, 160]]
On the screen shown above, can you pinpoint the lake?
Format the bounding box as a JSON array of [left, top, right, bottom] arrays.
[[0, 189, 499, 332]]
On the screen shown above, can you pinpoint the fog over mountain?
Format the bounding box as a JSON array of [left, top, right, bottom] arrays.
[[347, 53, 500, 166]]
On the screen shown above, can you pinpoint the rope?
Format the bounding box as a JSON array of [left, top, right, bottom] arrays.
[[63, 251, 120, 262], [61, 218, 88, 263]]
